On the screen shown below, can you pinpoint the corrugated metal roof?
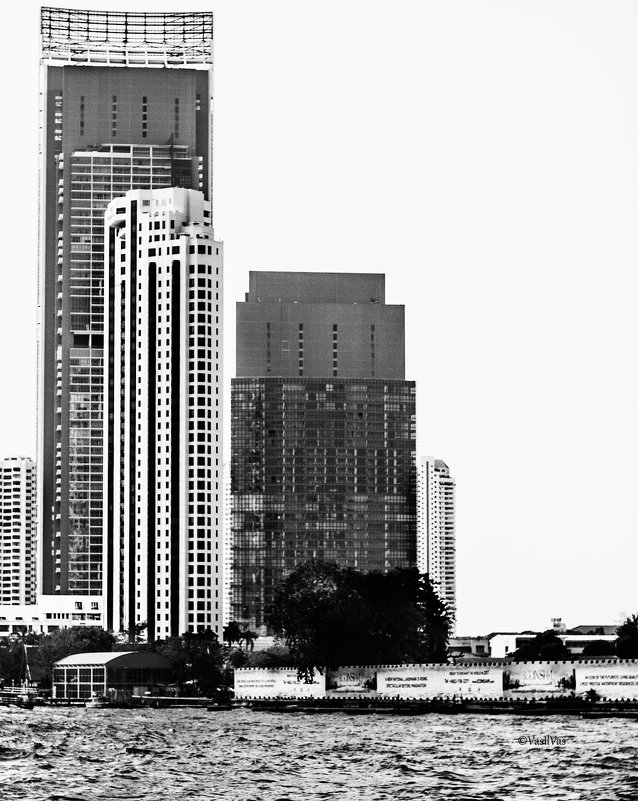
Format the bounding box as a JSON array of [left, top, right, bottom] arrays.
[[53, 651, 172, 669]]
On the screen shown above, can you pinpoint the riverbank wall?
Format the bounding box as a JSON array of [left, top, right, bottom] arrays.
[[234, 659, 638, 702]]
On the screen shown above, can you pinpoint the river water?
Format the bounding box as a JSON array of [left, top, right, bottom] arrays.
[[0, 706, 637, 800]]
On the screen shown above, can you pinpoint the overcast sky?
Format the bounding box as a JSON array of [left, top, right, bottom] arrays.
[[2, 0, 637, 635]]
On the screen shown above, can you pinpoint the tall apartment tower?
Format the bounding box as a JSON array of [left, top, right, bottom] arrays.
[[417, 457, 456, 629], [103, 188, 222, 639], [38, 9, 213, 615], [0, 458, 37, 605], [231, 272, 417, 633]]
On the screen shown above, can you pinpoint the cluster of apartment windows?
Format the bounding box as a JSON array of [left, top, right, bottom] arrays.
[[230, 378, 416, 632], [111, 95, 117, 137], [110, 200, 220, 636], [266, 322, 271, 375], [332, 324, 338, 376], [67, 350, 104, 595], [142, 96, 148, 138], [298, 323, 304, 376], [185, 252, 218, 631], [53, 93, 62, 142], [0, 461, 36, 604], [371, 324, 376, 377], [59, 146, 198, 598]]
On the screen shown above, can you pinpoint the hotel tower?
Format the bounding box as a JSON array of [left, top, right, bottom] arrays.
[[417, 457, 456, 630], [230, 272, 417, 634], [104, 188, 222, 640], [37, 9, 217, 634], [0, 458, 37, 605]]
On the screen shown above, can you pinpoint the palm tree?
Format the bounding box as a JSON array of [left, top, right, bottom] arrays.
[[222, 621, 243, 648], [239, 630, 259, 652]]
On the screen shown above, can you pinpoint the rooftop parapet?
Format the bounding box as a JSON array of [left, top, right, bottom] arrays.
[[41, 7, 213, 68]]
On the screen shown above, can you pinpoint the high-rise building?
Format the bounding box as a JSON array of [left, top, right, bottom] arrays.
[[0, 457, 37, 605], [37, 10, 213, 624], [103, 187, 222, 639], [417, 456, 456, 628], [230, 272, 417, 633]]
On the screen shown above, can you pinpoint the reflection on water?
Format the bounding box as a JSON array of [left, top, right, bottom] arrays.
[[0, 706, 636, 800]]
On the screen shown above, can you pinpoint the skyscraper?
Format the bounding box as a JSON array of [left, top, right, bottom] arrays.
[[38, 10, 213, 628], [230, 272, 417, 633], [0, 457, 37, 605], [417, 456, 456, 629], [103, 187, 222, 639]]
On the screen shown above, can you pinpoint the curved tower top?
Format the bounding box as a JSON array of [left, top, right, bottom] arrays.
[[41, 7, 213, 67]]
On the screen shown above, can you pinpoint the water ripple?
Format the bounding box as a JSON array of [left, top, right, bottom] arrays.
[[0, 707, 635, 799]]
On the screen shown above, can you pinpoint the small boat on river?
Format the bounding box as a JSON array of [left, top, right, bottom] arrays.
[[85, 692, 110, 709]]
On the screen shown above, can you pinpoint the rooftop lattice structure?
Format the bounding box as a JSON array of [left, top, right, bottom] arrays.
[[41, 7, 213, 68]]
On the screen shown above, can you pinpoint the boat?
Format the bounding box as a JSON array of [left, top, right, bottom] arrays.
[[85, 692, 110, 709]]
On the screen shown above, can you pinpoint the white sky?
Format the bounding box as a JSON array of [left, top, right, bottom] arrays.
[[1, 0, 637, 635]]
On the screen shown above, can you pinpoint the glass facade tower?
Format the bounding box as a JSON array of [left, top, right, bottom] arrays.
[[38, 10, 213, 630], [231, 272, 417, 634]]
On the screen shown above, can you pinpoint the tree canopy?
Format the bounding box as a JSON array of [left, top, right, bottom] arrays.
[[266, 561, 450, 670], [510, 630, 570, 661], [615, 614, 638, 658], [580, 639, 616, 657]]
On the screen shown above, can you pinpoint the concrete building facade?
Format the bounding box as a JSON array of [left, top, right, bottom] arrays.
[[0, 595, 104, 636], [37, 9, 213, 614], [0, 458, 37, 605], [230, 272, 417, 634], [103, 188, 222, 639], [417, 456, 456, 628]]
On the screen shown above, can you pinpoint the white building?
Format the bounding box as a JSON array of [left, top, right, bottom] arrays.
[[0, 595, 104, 636], [222, 461, 232, 629], [103, 187, 223, 640], [417, 456, 456, 630], [0, 457, 37, 604]]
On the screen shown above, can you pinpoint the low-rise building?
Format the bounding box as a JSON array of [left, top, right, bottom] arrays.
[[487, 625, 618, 658], [52, 651, 173, 700], [0, 595, 104, 636], [448, 636, 490, 659]]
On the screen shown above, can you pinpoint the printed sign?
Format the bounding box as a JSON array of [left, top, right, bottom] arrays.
[[377, 665, 503, 699], [327, 667, 377, 696], [503, 662, 575, 697], [234, 669, 325, 699], [575, 662, 638, 699]]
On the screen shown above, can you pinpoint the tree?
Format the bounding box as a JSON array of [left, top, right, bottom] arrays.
[[0, 638, 26, 685], [581, 640, 616, 657], [246, 646, 292, 668], [510, 630, 570, 661], [36, 627, 117, 687], [615, 614, 638, 658], [238, 630, 259, 651], [266, 561, 450, 671], [150, 631, 225, 695], [223, 621, 243, 648], [118, 621, 148, 644]]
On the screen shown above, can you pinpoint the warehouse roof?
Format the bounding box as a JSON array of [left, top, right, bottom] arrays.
[[53, 651, 172, 669]]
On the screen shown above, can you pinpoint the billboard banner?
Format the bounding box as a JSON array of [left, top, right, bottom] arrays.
[[377, 665, 503, 699], [233, 660, 638, 701], [575, 662, 638, 699], [326, 667, 378, 696], [503, 662, 575, 697], [234, 668, 325, 699]]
